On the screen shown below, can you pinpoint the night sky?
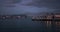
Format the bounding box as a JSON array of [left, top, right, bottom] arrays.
[[0, 0, 60, 15]]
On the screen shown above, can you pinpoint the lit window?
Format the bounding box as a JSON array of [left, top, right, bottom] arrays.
[[55, 15, 60, 18], [17, 16, 21, 18]]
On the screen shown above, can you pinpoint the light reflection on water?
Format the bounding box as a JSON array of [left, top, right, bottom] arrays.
[[0, 17, 51, 32]]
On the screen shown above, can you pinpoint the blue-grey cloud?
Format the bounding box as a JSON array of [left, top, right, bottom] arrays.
[[0, 0, 60, 15]]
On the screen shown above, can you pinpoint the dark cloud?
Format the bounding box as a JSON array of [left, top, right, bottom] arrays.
[[32, 0, 60, 9], [21, 0, 60, 9], [12, 0, 22, 3], [0, 0, 60, 15]]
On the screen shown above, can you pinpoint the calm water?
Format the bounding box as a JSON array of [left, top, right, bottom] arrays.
[[0, 17, 51, 32]]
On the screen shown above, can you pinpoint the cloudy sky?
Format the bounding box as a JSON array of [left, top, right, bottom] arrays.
[[0, 0, 60, 15]]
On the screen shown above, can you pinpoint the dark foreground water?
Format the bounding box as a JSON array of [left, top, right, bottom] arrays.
[[0, 17, 52, 32]]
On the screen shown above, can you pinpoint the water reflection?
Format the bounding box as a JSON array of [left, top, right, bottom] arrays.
[[0, 16, 46, 32], [0, 16, 60, 32]]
